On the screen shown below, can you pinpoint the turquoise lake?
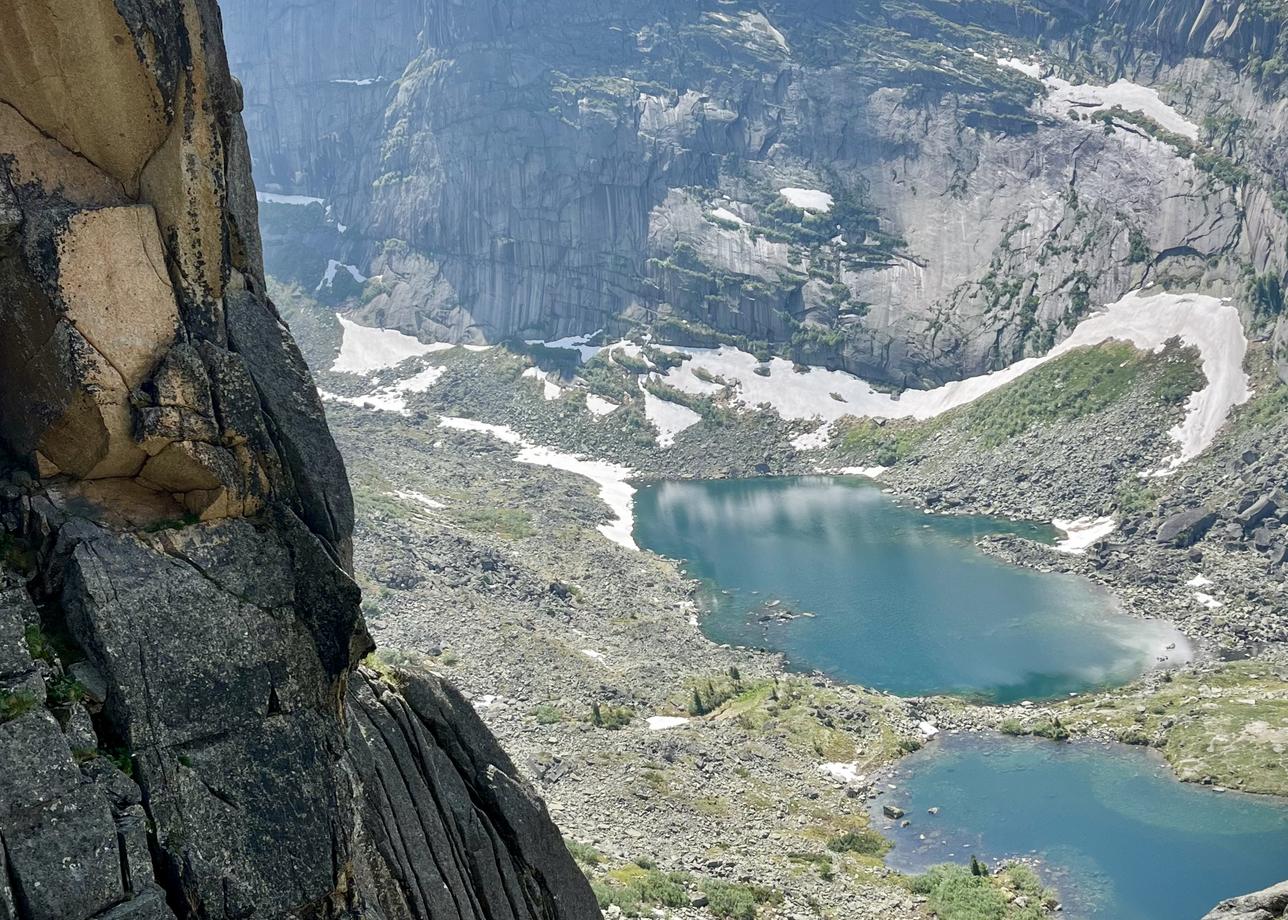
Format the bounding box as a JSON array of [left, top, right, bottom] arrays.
[[870, 734, 1288, 920], [632, 476, 1188, 703]]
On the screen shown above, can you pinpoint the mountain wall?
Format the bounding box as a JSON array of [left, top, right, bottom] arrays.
[[223, 0, 1288, 386], [0, 1, 598, 917]]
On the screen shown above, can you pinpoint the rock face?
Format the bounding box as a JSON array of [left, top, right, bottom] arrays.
[[0, 2, 597, 919], [223, 0, 1288, 386]]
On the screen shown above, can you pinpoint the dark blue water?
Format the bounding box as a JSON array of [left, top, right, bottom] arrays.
[[870, 734, 1288, 920], [633, 476, 1188, 703]]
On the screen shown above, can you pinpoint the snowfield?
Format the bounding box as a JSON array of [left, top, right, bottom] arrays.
[[996, 58, 1200, 140], [332, 316, 452, 374], [437, 418, 638, 550], [659, 290, 1248, 470]]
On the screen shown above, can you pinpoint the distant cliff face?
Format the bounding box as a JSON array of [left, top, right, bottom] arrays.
[[223, 0, 1287, 386], [0, 2, 598, 918]]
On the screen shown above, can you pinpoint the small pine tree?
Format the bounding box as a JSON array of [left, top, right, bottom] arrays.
[[591, 702, 603, 726], [728, 665, 741, 687], [970, 855, 988, 877], [690, 688, 705, 716]]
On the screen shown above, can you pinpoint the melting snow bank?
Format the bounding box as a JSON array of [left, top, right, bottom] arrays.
[[1053, 516, 1118, 554], [437, 418, 638, 550], [332, 316, 452, 374], [661, 290, 1248, 469]]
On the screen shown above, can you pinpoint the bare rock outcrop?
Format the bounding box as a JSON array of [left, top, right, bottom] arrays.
[[0, 2, 598, 918]]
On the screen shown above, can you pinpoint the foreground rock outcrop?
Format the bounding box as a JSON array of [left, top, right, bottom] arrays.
[[1204, 881, 1288, 920], [0, 2, 598, 918]]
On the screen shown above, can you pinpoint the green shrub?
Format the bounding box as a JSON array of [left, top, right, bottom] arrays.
[[701, 879, 777, 920], [532, 703, 564, 725], [0, 689, 39, 723], [564, 838, 603, 866], [589, 702, 634, 730], [826, 829, 889, 856]]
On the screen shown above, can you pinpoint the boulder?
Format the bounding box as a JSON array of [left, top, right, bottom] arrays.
[[1156, 508, 1217, 547]]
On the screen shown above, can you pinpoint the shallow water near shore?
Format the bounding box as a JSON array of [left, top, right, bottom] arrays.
[[632, 476, 1188, 703], [870, 733, 1288, 919]]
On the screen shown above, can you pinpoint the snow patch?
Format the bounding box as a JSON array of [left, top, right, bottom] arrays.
[[256, 191, 324, 206], [526, 329, 607, 363], [819, 762, 865, 785], [585, 395, 619, 416], [330, 77, 382, 86], [391, 490, 446, 511], [318, 259, 367, 291], [711, 206, 747, 226], [523, 366, 563, 400], [646, 716, 690, 731], [436, 418, 638, 550], [997, 57, 1042, 79], [1186, 574, 1214, 588], [1193, 592, 1224, 610], [1053, 516, 1117, 554], [438, 417, 525, 445], [779, 187, 833, 213], [791, 423, 832, 451], [580, 649, 606, 664], [332, 316, 451, 374], [319, 365, 445, 414], [829, 466, 886, 479], [641, 385, 702, 447]]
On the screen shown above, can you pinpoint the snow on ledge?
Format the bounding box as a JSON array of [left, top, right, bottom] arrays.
[[436, 418, 638, 550], [332, 316, 452, 374], [256, 191, 324, 206], [779, 187, 833, 213], [1053, 516, 1117, 554]]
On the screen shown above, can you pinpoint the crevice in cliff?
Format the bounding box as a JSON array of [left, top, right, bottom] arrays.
[[0, 833, 34, 920]]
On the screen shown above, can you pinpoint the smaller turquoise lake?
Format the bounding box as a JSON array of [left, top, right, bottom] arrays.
[[632, 477, 1188, 703], [870, 734, 1288, 920]]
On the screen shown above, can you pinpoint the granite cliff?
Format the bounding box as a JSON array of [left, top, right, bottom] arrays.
[[224, 0, 1287, 386], [0, 2, 598, 918]]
